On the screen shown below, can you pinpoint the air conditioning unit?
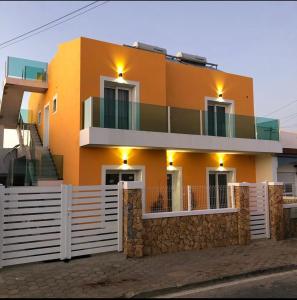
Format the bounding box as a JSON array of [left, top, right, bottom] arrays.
[[176, 51, 207, 64], [132, 42, 167, 55]]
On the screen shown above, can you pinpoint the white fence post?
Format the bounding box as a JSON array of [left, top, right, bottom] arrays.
[[60, 184, 67, 260], [264, 181, 271, 239], [61, 184, 72, 260], [118, 181, 124, 252], [0, 185, 4, 269], [231, 184, 235, 208], [187, 185, 192, 211], [66, 185, 72, 259]]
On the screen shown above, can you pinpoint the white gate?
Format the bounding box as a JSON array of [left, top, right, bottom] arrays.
[[0, 183, 123, 268], [249, 182, 270, 240], [68, 184, 122, 258], [1, 186, 63, 267]]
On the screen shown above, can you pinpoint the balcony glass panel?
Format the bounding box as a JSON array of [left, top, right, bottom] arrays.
[[256, 117, 279, 141], [82, 97, 279, 141], [6, 57, 47, 82], [170, 107, 200, 134], [202, 111, 257, 139]]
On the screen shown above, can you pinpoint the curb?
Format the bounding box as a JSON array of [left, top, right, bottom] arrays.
[[128, 264, 297, 298]]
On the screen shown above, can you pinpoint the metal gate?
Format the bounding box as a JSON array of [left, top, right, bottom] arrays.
[[249, 182, 270, 240]]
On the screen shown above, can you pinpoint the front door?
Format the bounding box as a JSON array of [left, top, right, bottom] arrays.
[[167, 169, 182, 211], [208, 172, 228, 209], [43, 105, 50, 148], [167, 174, 173, 211]]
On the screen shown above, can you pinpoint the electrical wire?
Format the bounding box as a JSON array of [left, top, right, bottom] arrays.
[[263, 99, 297, 117], [0, 1, 110, 50]]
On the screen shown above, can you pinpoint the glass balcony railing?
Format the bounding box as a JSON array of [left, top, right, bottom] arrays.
[[6, 56, 48, 82], [82, 97, 280, 142]]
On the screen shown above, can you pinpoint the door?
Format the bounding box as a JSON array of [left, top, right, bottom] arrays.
[[167, 174, 173, 211], [208, 172, 228, 209], [167, 169, 182, 211], [207, 104, 226, 137], [104, 87, 130, 129], [43, 105, 50, 148]]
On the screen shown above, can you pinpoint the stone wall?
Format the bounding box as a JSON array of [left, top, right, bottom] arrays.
[[234, 185, 251, 245], [268, 184, 284, 241], [283, 208, 297, 239], [123, 189, 144, 258], [142, 213, 239, 256]]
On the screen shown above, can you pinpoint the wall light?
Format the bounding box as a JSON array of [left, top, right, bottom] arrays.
[[219, 162, 224, 167], [169, 161, 173, 166], [118, 72, 123, 78], [123, 159, 128, 165], [218, 93, 223, 99]]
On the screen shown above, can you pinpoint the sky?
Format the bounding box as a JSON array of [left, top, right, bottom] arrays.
[[1, 1, 297, 131]]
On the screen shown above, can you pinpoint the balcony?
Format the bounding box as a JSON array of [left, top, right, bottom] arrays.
[[3, 56, 48, 92], [80, 97, 282, 154], [1, 57, 48, 129]]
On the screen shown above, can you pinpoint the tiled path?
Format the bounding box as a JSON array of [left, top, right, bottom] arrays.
[[1, 239, 297, 298]]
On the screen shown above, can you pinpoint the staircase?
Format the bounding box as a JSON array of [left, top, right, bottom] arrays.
[[27, 124, 60, 182]]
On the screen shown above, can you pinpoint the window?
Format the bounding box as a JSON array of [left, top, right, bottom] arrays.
[[208, 171, 230, 209], [52, 95, 57, 113], [37, 111, 41, 126], [284, 183, 294, 196], [105, 170, 138, 185], [104, 86, 130, 129]]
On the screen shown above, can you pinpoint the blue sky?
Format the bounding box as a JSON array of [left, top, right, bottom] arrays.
[[1, 1, 297, 129]]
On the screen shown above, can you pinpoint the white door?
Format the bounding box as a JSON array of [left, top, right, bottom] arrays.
[[43, 105, 50, 148]]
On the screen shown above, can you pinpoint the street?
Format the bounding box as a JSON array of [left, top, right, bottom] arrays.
[[157, 269, 297, 298]]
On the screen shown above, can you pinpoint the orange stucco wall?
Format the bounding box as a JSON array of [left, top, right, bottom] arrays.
[[28, 37, 257, 207], [28, 38, 81, 184]]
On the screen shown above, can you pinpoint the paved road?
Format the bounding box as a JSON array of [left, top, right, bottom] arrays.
[[158, 269, 297, 298]]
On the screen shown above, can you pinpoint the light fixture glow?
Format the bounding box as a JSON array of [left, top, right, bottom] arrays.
[[123, 159, 128, 165]]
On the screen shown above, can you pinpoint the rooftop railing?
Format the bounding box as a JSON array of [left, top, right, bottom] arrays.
[[5, 57, 48, 82], [82, 97, 280, 141]]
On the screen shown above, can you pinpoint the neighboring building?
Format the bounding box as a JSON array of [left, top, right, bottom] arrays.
[[277, 130, 297, 197], [0, 37, 282, 211]]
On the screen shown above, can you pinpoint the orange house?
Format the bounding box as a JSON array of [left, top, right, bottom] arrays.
[[25, 37, 282, 212]]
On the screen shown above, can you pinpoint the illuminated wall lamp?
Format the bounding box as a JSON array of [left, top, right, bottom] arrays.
[[218, 93, 223, 99], [118, 72, 123, 78], [169, 161, 173, 166], [219, 162, 224, 167], [123, 159, 128, 165]]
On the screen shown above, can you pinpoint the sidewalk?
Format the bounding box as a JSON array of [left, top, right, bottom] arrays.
[[1, 239, 297, 298]]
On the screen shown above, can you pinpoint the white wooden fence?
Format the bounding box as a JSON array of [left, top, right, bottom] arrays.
[[248, 182, 270, 240], [0, 183, 123, 268]]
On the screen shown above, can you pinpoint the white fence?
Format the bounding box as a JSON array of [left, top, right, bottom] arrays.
[[0, 183, 123, 268]]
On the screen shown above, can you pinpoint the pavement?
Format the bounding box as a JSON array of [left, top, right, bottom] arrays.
[[159, 269, 297, 298], [1, 239, 297, 298]]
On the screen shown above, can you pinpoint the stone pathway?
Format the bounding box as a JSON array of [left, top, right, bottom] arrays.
[[1, 239, 297, 298]]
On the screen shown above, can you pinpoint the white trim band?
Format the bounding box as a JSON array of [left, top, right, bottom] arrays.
[[283, 203, 297, 208], [142, 208, 239, 219]]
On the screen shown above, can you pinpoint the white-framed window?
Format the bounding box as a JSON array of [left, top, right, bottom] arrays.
[[284, 183, 294, 196], [207, 169, 235, 209], [52, 95, 57, 113], [37, 111, 41, 126]]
